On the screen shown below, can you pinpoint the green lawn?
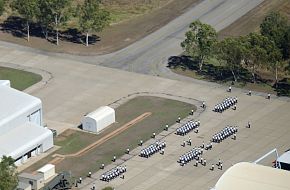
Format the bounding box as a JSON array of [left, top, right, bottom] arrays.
[[0, 67, 42, 91], [24, 96, 195, 177]]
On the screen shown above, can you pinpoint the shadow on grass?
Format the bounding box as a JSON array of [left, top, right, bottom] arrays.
[[168, 55, 256, 83], [275, 78, 290, 96], [167, 55, 290, 95], [0, 16, 100, 45]]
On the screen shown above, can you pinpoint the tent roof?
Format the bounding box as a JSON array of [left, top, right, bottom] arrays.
[[0, 85, 41, 126], [277, 151, 290, 164], [214, 162, 290, 190], [37, 164, 55, 173], [85, 106, 115, 121], [0, 122, 52, 159]]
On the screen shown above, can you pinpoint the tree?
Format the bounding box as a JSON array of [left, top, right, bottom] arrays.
[[79, 0, 110, 46], [0, 0, 5, 15], [0, 156, 18, 190], [282, 26, 290, 59], [260, 11, 289, 59], [268, 46, 283, 88], [242, 33, 275, 83], [36, 0, 73, 45], [181, 20, 217, 71], [11, 0, 38, 41], [216, 37, 244, 82]]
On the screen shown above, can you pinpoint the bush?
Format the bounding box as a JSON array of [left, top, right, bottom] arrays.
[[102, 187, 114, 190], [0, 0, 5, 15]]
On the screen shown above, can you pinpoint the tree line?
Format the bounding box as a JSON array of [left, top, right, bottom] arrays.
[[0, 0, 110, 46], [181, 12, 290, 87]]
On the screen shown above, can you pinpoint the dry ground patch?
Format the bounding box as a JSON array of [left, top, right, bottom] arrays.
[[24, 96, 195, 178], [218, 0, 290, 39]]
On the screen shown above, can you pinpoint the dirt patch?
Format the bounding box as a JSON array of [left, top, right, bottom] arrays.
[[218, 0, 290, 39], [0, 0, 200, 55]]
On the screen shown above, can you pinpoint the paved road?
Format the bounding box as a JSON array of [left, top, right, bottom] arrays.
[[0, 0, 264, 81], [97, 0, 264, 78]]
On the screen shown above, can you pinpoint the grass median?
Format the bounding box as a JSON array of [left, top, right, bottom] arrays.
[[0, 66, 42, 91]]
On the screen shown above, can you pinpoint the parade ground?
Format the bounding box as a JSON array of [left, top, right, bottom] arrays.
[[0, 43, 289, 190]]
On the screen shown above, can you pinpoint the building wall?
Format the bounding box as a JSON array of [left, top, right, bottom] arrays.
[[12, 129, 53, 164], [82, 109, 115, 133], [0, 103, 42, 135], [96, 112, 115, 132]]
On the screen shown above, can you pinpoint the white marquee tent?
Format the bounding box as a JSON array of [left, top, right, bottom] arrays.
[[82, 106, 115, 133]]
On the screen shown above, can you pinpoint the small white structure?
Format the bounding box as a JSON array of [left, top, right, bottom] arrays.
[[82, 106, 115, 133], [18, 173, 44, 190], [37, 164, 55, 181]]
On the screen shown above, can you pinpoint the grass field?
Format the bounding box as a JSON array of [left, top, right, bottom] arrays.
[[24, 96, 195, 178], [0, 66, 42, 90]]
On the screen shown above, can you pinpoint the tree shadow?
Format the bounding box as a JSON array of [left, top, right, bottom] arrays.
[[167, 55, 275, 87], [60, 28, 101, 45], [167, 55, 198, 70], [275, 78, 290, 96], [0, 16, 101, 45]]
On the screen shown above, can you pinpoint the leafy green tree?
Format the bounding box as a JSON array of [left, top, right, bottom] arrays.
[[242, 33, 275, 83], [268, 46, 283, 87], [260, 11, 289, 59], [0, 156, 18, 190], [0, 0, 5, 15], [181, 20, 217, 71], [36, 0, 53, 40], [11, 0, 38, 41], [79, 0, 110, 46], [282, 26, 290, 59], [216, 37, 244, 82], [37, 0, 73, 45]]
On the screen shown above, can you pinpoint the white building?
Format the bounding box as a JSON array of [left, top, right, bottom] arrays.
[[0, 80, 10, 87], [0, 83, 53, 165], [81, 106, 115, 133], [37, 164, 55, 181], [212, 162, 290, 190]]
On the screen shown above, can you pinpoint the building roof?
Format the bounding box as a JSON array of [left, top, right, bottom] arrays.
[[85, 106, 115, 121], [0, 80, 10, 87], [17, 181, 31, 190], [214, 162, 290, 190], [0, 85, 41, 127], [0, 122, 52, 159], [37, 164, 55, 173], [277, 151, 290, 164]]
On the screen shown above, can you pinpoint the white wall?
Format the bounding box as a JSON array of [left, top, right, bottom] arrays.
[[96, 111, 115, 132], [0, 102, 42, 134]]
